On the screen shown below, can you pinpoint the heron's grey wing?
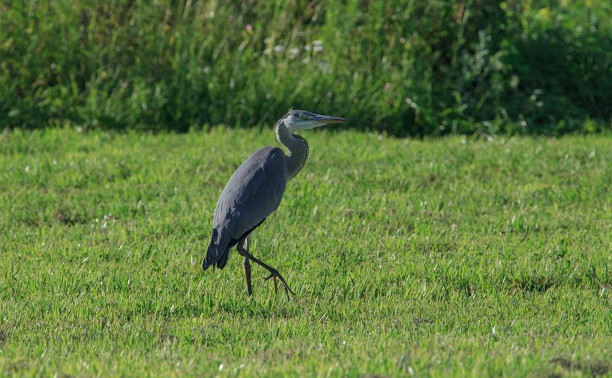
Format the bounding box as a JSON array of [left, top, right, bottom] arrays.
[[203, 147, 287, 270]]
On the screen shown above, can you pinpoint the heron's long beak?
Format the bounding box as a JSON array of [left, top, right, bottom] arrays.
[[313, 114, 346, 125]]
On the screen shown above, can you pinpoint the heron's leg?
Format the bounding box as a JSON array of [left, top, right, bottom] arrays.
[[238, 237, 253, 296], [243, 257, 252, 296], [238, 250, 295, 300]]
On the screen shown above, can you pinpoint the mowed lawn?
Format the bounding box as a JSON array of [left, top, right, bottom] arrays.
[[0, 128, 610, 376]]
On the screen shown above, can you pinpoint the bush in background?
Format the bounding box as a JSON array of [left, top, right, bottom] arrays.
[[0, 0, 610, 135]]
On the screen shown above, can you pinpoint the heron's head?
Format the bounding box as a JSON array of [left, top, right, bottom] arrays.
[[281, 109, 346, 132]]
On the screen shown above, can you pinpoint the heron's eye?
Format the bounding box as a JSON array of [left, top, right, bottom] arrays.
[[299, 113, 309, 120]]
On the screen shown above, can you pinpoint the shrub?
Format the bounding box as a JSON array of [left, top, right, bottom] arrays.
[[0, 0, 609, 135]]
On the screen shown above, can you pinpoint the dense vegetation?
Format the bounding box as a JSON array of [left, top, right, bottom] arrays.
[[0, 128, 610, 375], [1, 1, 610, 135]]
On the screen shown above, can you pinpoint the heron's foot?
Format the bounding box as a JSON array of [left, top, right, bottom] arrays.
[[263, 268, 295, 300]]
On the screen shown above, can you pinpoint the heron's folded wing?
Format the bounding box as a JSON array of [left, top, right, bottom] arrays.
[[213, 147, 288, 242]]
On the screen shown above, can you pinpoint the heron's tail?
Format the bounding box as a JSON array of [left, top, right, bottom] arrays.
[[203, 226, 232, 271], [202, 231, 230, 271]]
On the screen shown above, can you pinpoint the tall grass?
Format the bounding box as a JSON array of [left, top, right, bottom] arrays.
[[0, 0, 610, 135]]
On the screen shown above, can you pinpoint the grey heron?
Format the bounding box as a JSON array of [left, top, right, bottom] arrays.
[[202, 110, 346, 298]]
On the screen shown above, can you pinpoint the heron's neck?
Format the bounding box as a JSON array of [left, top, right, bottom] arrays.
[[276, 120, 309, 180]]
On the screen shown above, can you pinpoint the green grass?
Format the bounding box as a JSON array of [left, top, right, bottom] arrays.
[[0, 127, 610, 376]]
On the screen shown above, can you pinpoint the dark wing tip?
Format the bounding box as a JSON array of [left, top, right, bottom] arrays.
[[216, 252, 229, 269], [202, 258, 211, 271], [202, 242, 224, 271]]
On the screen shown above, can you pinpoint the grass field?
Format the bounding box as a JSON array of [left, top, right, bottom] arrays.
[[0, 128, 610, 376]]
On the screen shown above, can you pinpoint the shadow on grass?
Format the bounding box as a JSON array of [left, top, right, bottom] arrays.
[[550, 356, 610, 376]]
